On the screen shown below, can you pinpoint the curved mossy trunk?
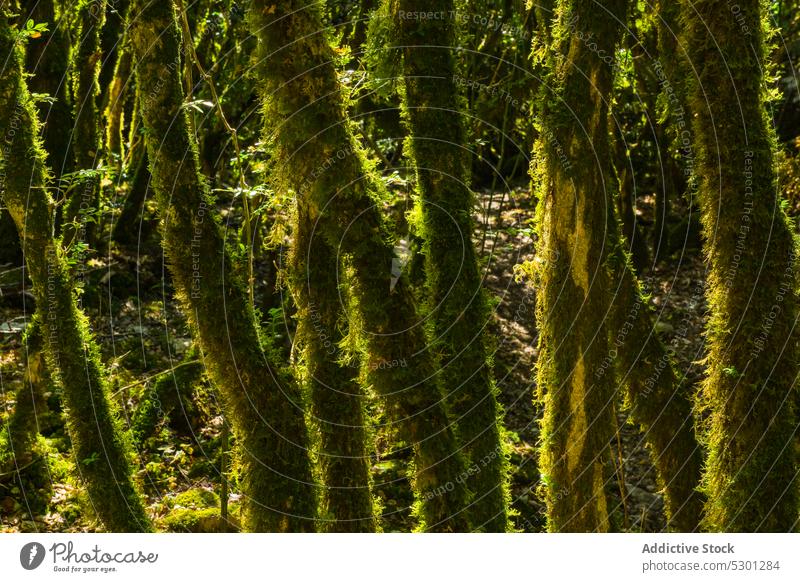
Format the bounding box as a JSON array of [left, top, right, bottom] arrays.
[[392, 0, 509, 531], [290, 211, 377, 532], [683, 0, 799, 532], [529, 0, 627, 532], [127, 0, 317, 532], [65, 0, 106, 246], [606, 246, 704, 531], [112, 139, 150, 246], [249, 0, 471, 531], [21, 0, 74, 182], [0, 16, 150, 532], [104, 40, 132, 163], [611, 124, 649, 272]]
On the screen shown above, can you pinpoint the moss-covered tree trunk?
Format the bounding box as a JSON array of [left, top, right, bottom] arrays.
[[530, 0, 628, 532], [21, 0, 74, 182], [0, 15, 150, 532], [249, 0, 471, 531], [290, 211, 377, 532], [392, 0, 509, 531], [683, 0, 799, 532], [127, 0, 317, 532], [65, 0, 105, 245], [606, 245, 704, 531]]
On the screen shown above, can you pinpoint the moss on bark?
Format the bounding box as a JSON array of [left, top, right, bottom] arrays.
[[529, 0, 628, 532], [290, 210, 377, 532], [65, 0, 105, 246], [21, 0, 74, 181], [683, 0, 799, 532], [390, 0, 510, 531], [127, 0, 317, 531], [0, 14, 150, 531], [249, 0, 471, 531], [606, 244, 704, 531]]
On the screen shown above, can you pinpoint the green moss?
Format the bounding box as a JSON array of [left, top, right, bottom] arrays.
[[607, 244, 704, 531], [0, 13, 150, 532], [684, 0, 799, 532], [528, 0, 628, 532], [249, 0, 471, 531], [291, 211, 377, 532], [127, 0, 317, 532], [389, 0, 510, 531], [64, 0, 105, 245], [24, 0, 74, 182]]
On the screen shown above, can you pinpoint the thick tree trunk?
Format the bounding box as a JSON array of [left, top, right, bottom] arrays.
[[127, 0, 317, 531], [249, 0, 471, 531], [0, 16, 150, 531], [684, 0, 799, 532], [393, 0, 509, 532], [529, 0, 627, 532]]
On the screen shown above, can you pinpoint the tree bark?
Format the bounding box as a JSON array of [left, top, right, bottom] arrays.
[[683, 0, 799, 532], [529, 0, 627, 532], [249, 0, 472, 531], [127, 0, 317, 531], [392, 0, 509, 531], [0, 15, 150, 531]]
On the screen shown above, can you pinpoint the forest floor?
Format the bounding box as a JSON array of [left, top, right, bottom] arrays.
[[0, 188, 708, 532]]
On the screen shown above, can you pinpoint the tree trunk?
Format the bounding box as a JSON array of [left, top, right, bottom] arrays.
[[393, 0, 509, 532], [249, 0, 471, 531], [0, 15, 150, 531], [606, 245, 704, 531], [684, 0, 799, 532], [529, 0, 627, 532], [127, 0, 317, 531], [21, 0, 74, 182], [290, 210, 377, 532], [65, 0, 105, 246]]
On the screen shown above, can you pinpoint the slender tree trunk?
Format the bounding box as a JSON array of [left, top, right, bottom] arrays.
[[529, 0, 628, 532], [683, 0, 799, 532], [104, 39, 132, 163], [112, 137, 149, 246], [606, 244, 704, 531], [0, 15, 150, 531], [393, 0, 509, 531], [290, 210, 377, 532], [249, 0, 471, 531], [21, 0, 74, 182], [127, 0, 317, 531], [65, 0, 106, 246], [611, 121, 650, 274]]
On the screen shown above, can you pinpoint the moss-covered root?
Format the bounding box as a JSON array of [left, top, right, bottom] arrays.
[[291, 212, 377, 532], [127, 0, 317, 531], [0, 16, 150, 532], [249, 0, 471, 531], [392, 0, 509, 531], [529, 0, 628, 532], [683, 0, 799, 532], [607, 248, 704, 531]]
